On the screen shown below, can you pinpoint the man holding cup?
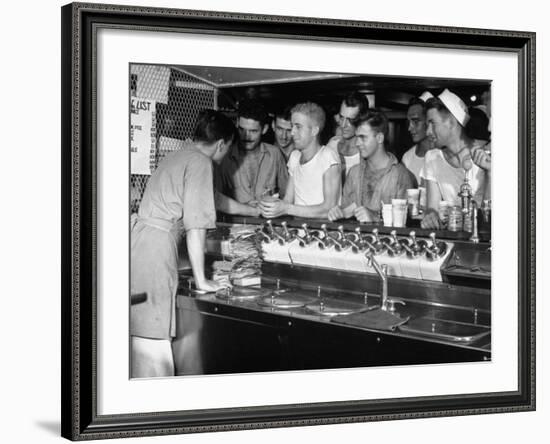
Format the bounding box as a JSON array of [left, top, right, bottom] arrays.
[[328, 109, 416, 223], [259, 102, 341, 219], [216, 99, 288, 211]]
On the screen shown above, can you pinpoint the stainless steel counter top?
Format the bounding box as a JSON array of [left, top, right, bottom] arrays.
[[177, 279, 491, 353]]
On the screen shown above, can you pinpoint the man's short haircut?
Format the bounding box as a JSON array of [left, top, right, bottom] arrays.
[[425, 97, 453, 119], [193, 109, 236, 144], [274, 105, 292, 122], [408, 96, 427, 112], [291, 102, 326, 133], [354, 108, 389, 146], [237, 98, 269, 126], [343, 92, 370, 114]]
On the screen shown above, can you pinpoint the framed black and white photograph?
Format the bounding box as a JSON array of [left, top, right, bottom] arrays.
[[61, 2, 535, 440]]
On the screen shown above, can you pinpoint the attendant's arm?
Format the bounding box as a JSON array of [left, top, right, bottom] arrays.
[[286, 165, 341, 218], [186, 228, 207, 285], [186, 228, 225, 291], [215, 191, 260, 217]]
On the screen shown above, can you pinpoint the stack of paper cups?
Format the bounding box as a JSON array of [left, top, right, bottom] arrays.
[[392, 199, 407, 228], [382, 203, 393, 227]]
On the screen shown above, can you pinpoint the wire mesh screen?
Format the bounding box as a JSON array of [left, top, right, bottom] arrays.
[[130, 65, 216, 213]]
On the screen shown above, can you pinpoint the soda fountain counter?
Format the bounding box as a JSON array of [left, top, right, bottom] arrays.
[[171, 216, 491, 376]]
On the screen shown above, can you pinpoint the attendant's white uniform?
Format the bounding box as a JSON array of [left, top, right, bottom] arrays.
[[287, 146, 340, 205], [131, 142, 216, 340]]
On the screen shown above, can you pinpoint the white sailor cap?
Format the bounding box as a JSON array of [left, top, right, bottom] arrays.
[[418, 91, 434, 102], [438, 88, 470, 127]]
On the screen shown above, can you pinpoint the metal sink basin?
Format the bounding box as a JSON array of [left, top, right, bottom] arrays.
[[398, 317, 490, 343], [256, 292, 316, 309], [215, 286, 272, 301], [305, 299, 373, 317]]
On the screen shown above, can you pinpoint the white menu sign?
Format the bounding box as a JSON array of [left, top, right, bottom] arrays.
[[130, 97, 156, 175]]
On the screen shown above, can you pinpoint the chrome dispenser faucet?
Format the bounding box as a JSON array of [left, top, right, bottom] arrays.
[[346, 227, 366, 253], [384, 230, 405, 257], [259, 221, 274, 242], [331, 225, 349, 251], [258, 230, 272, 243], [297, 223, 316, 246], [425, 232, 448, 261], [314, 223, 332, 249], [352, 226, 376, 253], [390, 230, 400, 245], [404, 230, 428, 258], [365, 252, 388, 310], [265, 220, 286, 244], [372, 228, 383, 247], [280, 221, 297, 243]]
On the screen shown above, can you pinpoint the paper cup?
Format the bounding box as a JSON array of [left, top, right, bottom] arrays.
[[382, 203, 393, 227], [391, 199, 407, 228]]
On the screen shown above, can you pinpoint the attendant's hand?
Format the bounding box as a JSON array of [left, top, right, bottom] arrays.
[[421, 209, 442, 230], [472, 148, 491, 171], [195, 278, 231, 293], [328, 206, 344, 222], [354, 206, 373, 223], [258, 199, 289, 218]]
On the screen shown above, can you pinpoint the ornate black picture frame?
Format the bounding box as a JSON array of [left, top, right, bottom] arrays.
[[61, 2, 535, 440]]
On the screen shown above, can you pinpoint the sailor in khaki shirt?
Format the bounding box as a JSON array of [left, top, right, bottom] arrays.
[[217, 99, 288, 205]]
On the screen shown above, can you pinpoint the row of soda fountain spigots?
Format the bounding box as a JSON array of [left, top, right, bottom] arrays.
[[260, 220, 448, 262], [258, 221, 454, 312]]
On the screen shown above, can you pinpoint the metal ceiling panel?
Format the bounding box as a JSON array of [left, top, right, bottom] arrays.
[[172, 65, 356, 88]]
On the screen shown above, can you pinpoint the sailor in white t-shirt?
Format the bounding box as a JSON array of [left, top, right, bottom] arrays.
[[259, 102, 341, 219], [420, 89, 491, 230], [401, 93, 435, 184]]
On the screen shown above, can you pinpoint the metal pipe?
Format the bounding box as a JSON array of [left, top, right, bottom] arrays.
[[366, 253, 388, 310], [470, 201, 480, 244]]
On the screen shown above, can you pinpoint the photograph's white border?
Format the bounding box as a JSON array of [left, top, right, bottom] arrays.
[[97, 28, 518, 415]]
